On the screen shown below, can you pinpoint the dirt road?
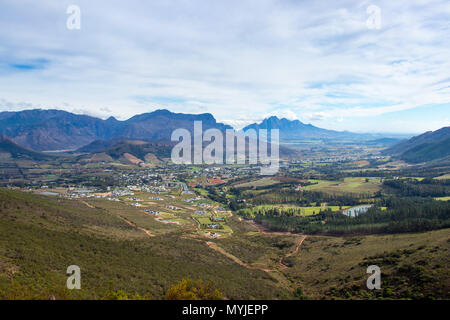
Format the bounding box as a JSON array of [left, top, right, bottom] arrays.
[[81, 200, 95, 209], [205, 241, 275, 273], [118, 216, 154, 237], [279, 235, 307, 270]]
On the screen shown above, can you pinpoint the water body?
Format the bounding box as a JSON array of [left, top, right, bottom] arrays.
[[342, 205, 373, 217], [40, 192, 59, 196]]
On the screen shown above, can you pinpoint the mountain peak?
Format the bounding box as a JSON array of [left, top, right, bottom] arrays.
[[149, 109, 173, 116], [242, 115, 367, 141], [106, 116, 118, 121]]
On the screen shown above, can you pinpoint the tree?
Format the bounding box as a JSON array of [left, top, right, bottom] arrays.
[[165, 278, 222, 300]]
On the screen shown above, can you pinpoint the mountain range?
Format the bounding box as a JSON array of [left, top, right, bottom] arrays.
[[242, 116, 370, 141], [0, 109, 231, 151], [0, 109, 378, 152]]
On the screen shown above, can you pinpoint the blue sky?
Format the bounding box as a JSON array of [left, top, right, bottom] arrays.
[[0, 0, 449, 133]]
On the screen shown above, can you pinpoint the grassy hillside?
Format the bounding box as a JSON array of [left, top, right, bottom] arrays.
[[401, 137, 450, 163], [282, 230, 449, 299], [0, 188, 448, 300], [0, 136, 53, 161], [386, 126, 450, 163], [0, 189, 288, 299]]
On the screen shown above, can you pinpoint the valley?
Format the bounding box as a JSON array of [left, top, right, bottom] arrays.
[[0, 110, 449, 300]]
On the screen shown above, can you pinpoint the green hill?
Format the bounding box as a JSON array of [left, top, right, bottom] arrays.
[[0, 135, 53, 161], [401, 137, 450, 163], [386, 127, 450, 163], [77, 139, 172, 163], [0, 189, 287, 299]]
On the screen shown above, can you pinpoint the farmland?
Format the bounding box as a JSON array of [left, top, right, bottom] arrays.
[[303, 178, 383, 195]]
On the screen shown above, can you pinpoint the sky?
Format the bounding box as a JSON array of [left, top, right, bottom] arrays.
[[0, 0, 449, 134]]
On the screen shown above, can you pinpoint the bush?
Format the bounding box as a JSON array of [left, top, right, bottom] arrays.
[[165, 278, 222, 300]]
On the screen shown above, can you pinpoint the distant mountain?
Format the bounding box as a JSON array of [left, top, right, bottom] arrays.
[[117, 109, 232, 142], [77, 139, 172, 164], [0, 135, 52, 161], [0, 110, 117, 151], [385, 127, 450, 163], [242, 116, 370, 141], [0, 109, 232, 151], [77, 139, 149, 153]]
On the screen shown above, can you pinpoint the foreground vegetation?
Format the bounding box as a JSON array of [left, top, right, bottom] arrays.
[[0, 188, 448, 300]]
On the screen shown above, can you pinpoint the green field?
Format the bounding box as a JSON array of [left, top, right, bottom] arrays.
[[234, 177, 280, 188], [251, 205, 350, 216], [304, 177, 382, 195]]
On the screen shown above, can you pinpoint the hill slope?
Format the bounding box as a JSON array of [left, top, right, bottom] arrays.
[[0, 188, 448, 299], [0, 188, 289, 299], [401, 137, 450, 163], [76, 139, 172, 164], [0, 135, 53, 161], [386, 126, 450, 163]]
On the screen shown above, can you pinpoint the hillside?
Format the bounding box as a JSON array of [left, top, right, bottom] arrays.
[[386, 127, 450, 163], [76, 139, 172, 164], [0, 188, 290, 299], [0, 135, 53, 161], [401, 137, 450, 163], [0, 188, 448, 299]]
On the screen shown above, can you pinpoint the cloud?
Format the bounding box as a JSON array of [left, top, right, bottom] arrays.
[[0, 0, 449, 132], [264, 109, 299, 121], [304, 111, 332, 121], [0, 98, 38, 110]]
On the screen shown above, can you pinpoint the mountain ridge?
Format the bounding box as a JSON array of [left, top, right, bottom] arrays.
[[0, 108, 440, 152], [0, 109, 231, 151], [242, 116, 372, 141]]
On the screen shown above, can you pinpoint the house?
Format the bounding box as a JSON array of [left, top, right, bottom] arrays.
[[144, 209, 160, 215], [205, 232, 221, 238]]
